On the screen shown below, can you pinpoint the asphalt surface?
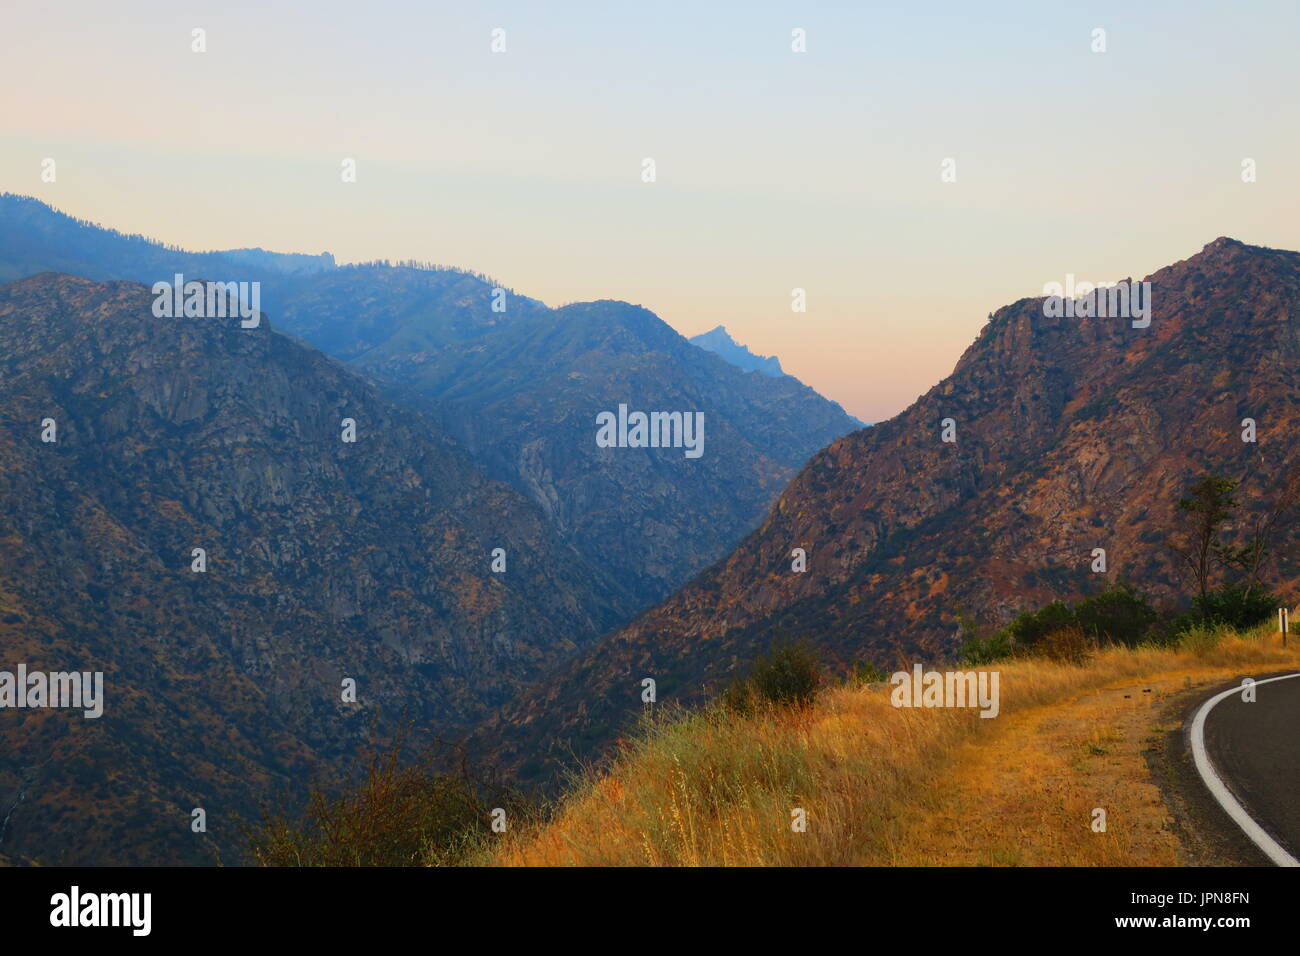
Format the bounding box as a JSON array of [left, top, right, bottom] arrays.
[[1201, 671, 1300, 863]]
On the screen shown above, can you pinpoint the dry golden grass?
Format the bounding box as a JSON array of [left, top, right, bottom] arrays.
[[485, 625, 1299, 867]]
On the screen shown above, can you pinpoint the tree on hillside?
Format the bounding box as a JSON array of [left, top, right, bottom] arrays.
[[1169, 465, 1299, 627], [1171, 475, 1238, 601], [1216, 463, 1300, 600]]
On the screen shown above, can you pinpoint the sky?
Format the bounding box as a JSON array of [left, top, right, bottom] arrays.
[[2, 0, 1298, 423]]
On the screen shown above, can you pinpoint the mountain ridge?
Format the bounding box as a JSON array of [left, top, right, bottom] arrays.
[[0, 194, 862, 610], [477, 236, 1300, 783], [0, 271, 631, 863]]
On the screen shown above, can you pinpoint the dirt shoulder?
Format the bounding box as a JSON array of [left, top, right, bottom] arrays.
[[886, 668, 1278, 866]]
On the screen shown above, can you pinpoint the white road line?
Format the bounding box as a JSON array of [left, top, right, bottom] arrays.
[[1189, 672, 1300, 867]]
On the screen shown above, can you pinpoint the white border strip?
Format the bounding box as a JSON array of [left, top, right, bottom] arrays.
[[1190, 672, 1300, 867]]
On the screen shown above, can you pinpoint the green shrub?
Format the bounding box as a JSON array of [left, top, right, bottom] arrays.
[[960, 629, 1013, 665], [995, 583, 1158, 653], [723, 642, 821, 713], [243, 742, 526, 867], [1189, 585, 1280, 631], [1073, 583, 1158, 647], [1005, 601, 1075, 648], [751, 642, 821, 706], [1175, 619, 1237, 654]]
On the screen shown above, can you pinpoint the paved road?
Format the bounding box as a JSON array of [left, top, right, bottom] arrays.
[[1195, 672, 1300, 865]]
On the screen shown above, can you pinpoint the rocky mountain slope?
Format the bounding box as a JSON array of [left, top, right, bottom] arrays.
[[323, 293, 860, 606], [482, 238, 1300, 781], [0, 195, 861, 610], [0, 273, 629, 864]]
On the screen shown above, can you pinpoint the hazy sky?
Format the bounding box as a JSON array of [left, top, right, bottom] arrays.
[[3, 1, 1297, 422]]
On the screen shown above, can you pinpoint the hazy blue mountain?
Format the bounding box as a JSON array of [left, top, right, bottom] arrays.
[[0, 194, 862, 610], [689, 324, 785, 376], [0, 193, 273, 286], [214, 247, 336, 275]]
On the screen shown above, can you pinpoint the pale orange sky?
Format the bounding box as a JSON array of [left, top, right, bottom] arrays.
[[2, 0, 1297, 422]]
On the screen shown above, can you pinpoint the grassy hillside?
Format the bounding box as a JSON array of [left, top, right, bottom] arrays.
[[482, 624, 1297, 867]]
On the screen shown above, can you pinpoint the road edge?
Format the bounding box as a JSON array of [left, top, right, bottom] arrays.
[[1187, 671, 1300, 867]]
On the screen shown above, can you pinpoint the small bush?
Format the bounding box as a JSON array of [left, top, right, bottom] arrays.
[[1073, 583, 1158, 647], [750, 643, 822, 707], [960, 629, 1013, 665], [1175, 620, 1237, 654], [243, 742, 527, 867], [1190, 585, 1279, 632], [1020, 627, 1095, 666], [1005, 601, 1075, 648], [723, 642, 821, 713]]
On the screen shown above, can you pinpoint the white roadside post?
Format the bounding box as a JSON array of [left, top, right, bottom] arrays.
[[1280, 607, 1290, 647]]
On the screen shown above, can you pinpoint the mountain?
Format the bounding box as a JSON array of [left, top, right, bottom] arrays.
[[690, 326, 869, 425], [0, 195, 862, 610], [0, 194, 272, 287], [297, 290, 863, 607], [689, 325, 785, 377], [480, 237, 1300, 782], [214, 248, 336, 275], [0, 273, 631, 864], [198, 268, 866, 610]]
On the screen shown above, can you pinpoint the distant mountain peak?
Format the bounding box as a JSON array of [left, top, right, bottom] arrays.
[[689, 325, 785, 377]]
